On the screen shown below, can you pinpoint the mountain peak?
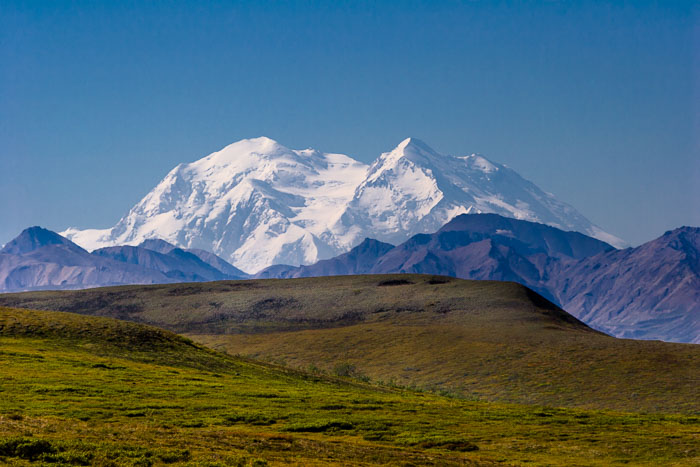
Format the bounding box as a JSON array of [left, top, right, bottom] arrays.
[[380, 137, 445, 168], [138, 238, 177, 254], [397, 137, 429, 149], [242, 136, 285, 151], [203, 136, 290, 166], [653, 226, 700, 252], [662, 226, 700, 237], [233, 136, 282, 148], [1, 226, 84, 255], [356, 237, 395, 250], [63, 137, 626, 270], [395, 137, 438, 154]]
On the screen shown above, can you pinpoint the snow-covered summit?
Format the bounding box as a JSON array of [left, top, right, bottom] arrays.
[[63, 137, 625, 272], [64, 137, 368, 273]]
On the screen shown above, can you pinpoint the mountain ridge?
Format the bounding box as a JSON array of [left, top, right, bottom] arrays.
[[256, 214, 698, 343], [1, 226, 85, 255], [61, 137, 625, 272], [549, 226, 700, 343], [0, 227, 247, 292]]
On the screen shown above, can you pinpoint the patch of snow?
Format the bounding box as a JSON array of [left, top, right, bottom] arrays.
[[495, 229, 514, 237]]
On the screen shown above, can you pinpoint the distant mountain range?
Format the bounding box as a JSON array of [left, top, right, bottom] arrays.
[[1, 136, 695, 344], [257, 214, 699, 344], [0, 227, 247, 291], [550, 226, 699, 343], [1, 214, 697, 343], [60, 137, 625, 273]]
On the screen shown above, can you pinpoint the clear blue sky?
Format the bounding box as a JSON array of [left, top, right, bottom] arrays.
[[1, 1, 698, 247]]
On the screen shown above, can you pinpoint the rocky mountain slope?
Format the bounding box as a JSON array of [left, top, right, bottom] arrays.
[[61, 137, 624, 273], [549, 226, 700, 343]]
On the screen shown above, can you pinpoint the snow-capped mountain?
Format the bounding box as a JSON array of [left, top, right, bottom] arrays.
[[62, 137, 625, 273], [334, 138, 623, 247], [63, 137, 367, 273]]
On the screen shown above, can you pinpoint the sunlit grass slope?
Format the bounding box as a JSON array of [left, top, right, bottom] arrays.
[[1, 275, 698, 413], [1, 307, 699, 466]]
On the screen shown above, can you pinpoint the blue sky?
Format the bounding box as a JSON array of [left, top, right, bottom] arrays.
[[1, 1, 698, 246]]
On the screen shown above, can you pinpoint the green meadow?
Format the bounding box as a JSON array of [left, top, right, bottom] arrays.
[[1, 275, 699, 465], [0, 306, 698, 466], [3, 275, 698, 413]]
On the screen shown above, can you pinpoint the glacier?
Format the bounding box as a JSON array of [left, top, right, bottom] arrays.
[[62, 136, 625, 273]]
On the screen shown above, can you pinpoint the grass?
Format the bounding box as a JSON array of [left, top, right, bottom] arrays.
[[1, 306, 699, 465], [2, 275, 698, 413]]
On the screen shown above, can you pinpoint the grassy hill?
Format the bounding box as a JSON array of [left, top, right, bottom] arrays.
[[1, 306, 699, 465], [1, 275, 698, 414]]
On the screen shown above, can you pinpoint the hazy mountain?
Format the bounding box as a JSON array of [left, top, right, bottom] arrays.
[[137, 239, 178, 254], [0, 227, 171, 291], [368, 214, 613, 303], [62, 137, 624, 273], [135, 238, 248, 278], [0, 227, 246, 292], [1, 226, 83, 255], [92, 245, 228, 282], [550, 227, 700, 343]]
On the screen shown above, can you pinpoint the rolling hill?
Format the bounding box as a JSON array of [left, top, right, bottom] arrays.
[[2, 275, 697, 414], [1, 306, 698, 465]]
